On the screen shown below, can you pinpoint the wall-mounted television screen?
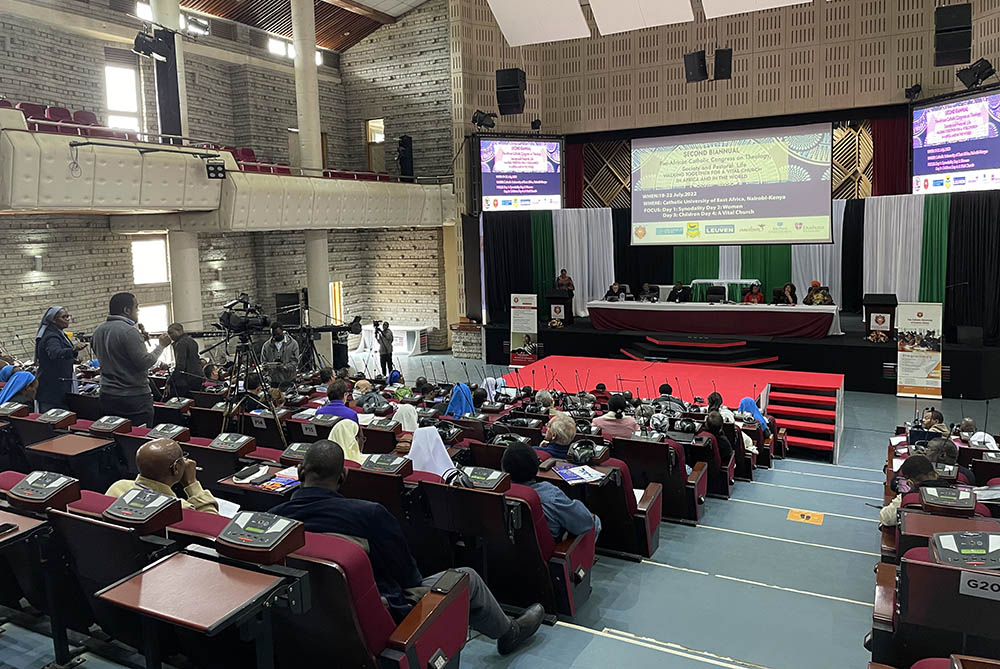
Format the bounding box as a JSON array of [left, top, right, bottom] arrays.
[[913, 89, 1000, 194], [480, 138, 563, 211]]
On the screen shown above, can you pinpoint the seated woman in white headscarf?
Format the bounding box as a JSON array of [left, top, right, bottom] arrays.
[[483, 377, 497, 403], [392, 403, 419, 452], [406, 426, 456, 478], [328, 418, 364, 464]]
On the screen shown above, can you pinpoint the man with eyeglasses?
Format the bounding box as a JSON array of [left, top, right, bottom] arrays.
[[106, 438, 219, 514]]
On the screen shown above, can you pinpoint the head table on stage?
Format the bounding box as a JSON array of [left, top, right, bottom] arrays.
[[586, 301, 842, 339]]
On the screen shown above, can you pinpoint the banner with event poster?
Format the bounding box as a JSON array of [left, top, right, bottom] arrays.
[[896, 302, 943, 399], [510, 294, 538, 367]]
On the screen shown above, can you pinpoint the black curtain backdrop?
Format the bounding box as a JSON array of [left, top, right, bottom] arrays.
[[462, 214, 483, 322], [946, 192, 1000, 344], [611, 209, 674, 292], [483, 212, 533, 324], [840, 199, 866, 312]]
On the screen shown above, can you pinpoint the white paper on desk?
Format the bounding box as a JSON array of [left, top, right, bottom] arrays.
[[973, 487, 1000, 501], [358, 413, 375, 426], [216, 498, 241, 518], [890, 436, 906, 447], [277, 466, 299, 479], [572, 466, 605, 483]]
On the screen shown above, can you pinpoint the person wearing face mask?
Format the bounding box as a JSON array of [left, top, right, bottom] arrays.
[[34, 306, 88, 412]]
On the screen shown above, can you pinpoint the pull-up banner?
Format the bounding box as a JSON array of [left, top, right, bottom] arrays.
[[510, 293, 538, 367], [896, 302, 943, 399]]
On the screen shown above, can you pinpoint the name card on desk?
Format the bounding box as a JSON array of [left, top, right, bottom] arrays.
[[959, 571, 1000, 601]]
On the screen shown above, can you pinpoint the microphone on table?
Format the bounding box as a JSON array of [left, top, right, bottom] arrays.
[[674, 376, 683, 402], [440, 361, 449, 383], [531, 368, 536, 390], [543, 363, 549, 388]]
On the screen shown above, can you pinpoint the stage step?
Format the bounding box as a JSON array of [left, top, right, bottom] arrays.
[[766, 404, 836, 421], [774, 418, 836, 434], [784, 434, 835, 452], [768, 391, 837, 407], [645, 337, 748, 349], [769, 383, 837, 396]]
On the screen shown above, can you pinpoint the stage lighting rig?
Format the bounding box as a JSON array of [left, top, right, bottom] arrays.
[[132, 29, 172, 62], [905, 83, 922, 101], [472, 110, 497, 130]]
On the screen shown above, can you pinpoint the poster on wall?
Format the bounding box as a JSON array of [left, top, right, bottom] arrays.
[[896, 303, 943, 399], [510, 294, 538, 367]]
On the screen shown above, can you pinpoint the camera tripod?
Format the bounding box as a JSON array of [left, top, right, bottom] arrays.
[[219, 332, 288, 448]]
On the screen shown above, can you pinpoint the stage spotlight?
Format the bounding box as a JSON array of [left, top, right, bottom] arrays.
[[530, 119, 542, 132], [205, 159, 227, 179], [904, 83, 922, 101], [472, 109, 497, 129], [957, 58, 996, 89], [133, 30, 171, 62]]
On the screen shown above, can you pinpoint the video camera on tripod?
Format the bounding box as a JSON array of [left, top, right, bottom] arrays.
[[218, 293, 271, 334]]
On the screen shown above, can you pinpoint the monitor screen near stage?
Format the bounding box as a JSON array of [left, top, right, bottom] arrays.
[[480, 138, 563, 211], [630, 123, 832, 246], [912, 90, 1000, 195]]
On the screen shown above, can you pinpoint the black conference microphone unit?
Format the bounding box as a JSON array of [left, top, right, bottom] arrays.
[[543, 364, 549, 388], [712, 380, 717, 392], [752, 383, 757, 403], [461, 361, 471, 384], [644, 375, 651, 398], [575, 370, 582, 393], [986, 399, 991, 434], [440, 361, 449, 383], [583, 370, 591, 393], [430, 361, 439, 385], [531, 368, 536, 390], [687, 378, 697, 404], [674, 376, 683, 402], [960, 393, 965, 420]]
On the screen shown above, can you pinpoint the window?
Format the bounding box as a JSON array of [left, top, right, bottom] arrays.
[[137, 303, 172, 364], [268, 38, 288, 56], [135, 1, 153, 21], [366, 119, 385, 144], [131, 237, 169, 284], [315, 50, 325, 67], [104, 64, 140, 131]]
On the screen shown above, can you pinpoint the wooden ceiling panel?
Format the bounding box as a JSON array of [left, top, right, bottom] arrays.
[[179, 0, 388, 52]]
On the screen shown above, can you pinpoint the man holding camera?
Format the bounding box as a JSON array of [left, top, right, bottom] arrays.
[[261, 324, 299, 388], [374, 320, 393, 377]]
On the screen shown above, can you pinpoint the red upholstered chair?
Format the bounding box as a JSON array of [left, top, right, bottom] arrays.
[[276, 532, 472, 669], [598, 456, 662, 557], [610, 436, 707, 524], [236, 147, 259, 172], [910, 660, 952, 669], [272, 162, 291, 174], [16, 102, 48, 131], [45, 106, 78, 135], [695, 431, 735, 498]]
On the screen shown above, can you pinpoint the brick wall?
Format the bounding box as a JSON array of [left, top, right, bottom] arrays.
[[340, 0, 453, 176], [185, 56, 237, 146], [199, 233, 257, 327], [0, 17, 110, 114], [0, 215, 171, 358]]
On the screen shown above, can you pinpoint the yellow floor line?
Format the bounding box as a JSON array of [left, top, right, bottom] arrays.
[[727, 497, 879, 523], [752, 480, 883, 502], [695, 524, 880, 557]]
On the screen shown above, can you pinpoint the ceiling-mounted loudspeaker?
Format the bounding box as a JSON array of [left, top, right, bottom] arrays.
[[714, 48, 732, 80], [496, 68, 526, 115], [684, 51, 708, 83], [934, 4, 972, 66]]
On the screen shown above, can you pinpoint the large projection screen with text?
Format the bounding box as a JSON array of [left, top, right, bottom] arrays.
[[912, 90, 1000, 194], [630, 123, 832, 245]]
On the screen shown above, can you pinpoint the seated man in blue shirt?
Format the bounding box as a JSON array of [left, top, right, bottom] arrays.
[[270, 440, 543, 656], [538, 411, 575, 460], [315, 379, 359, 423], [502, 442, 601, 541]]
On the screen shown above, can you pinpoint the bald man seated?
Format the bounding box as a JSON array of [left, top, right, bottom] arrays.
[[106, 438, 219, 514]]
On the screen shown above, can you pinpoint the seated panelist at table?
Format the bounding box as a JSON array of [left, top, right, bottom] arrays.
[[666, 282, 690, 303], [774, 282, 797, 305], [742, 283, 764, 304], [269, 440, 545, 655], [502, 443, 601, 541], [106, 438, 219, 514], [604, 282, 628, 301], [804, 281, 833, 305], [638, 283, 658, 302]]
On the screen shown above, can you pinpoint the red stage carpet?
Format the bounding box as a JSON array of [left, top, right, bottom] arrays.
[[502, 355, 843, 404]]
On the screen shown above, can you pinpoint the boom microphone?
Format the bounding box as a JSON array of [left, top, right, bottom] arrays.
[[440, 360, 449, 383], [675, 376, 683, 402]]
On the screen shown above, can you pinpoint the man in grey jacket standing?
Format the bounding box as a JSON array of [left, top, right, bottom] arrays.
[[91, 292, 171, 427], [261, 323, 299, 388]]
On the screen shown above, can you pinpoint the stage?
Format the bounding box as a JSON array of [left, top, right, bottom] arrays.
[[484, 314, 1000, 399], [500, 355, 843, 405]]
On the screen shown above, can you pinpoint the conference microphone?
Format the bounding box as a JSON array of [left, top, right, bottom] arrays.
[[687, 378, 697, 404], [531, 368, 536, 390], [543, 364, 549, 388], [583, 370, 591, 393], [712, 380, 717, 392], [674, 376, 683, 402], [440, 361, 448, 383], [752, 383, 757, 402], [986, 399, 991, 435]]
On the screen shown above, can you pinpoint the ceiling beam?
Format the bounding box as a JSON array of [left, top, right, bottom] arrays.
[[319, 0, 396, 24]]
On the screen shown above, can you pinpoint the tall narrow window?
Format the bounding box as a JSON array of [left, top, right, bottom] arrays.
[[329, 281, 344, 325], [366, 119, 386, 172], [137, 303, 173, 363], [131, 236, 169, 285], [104, 49, 141, 132]]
